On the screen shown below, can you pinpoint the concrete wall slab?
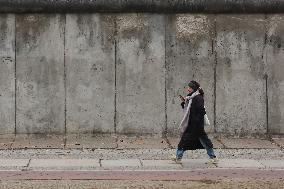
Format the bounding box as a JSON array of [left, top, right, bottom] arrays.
[[266, 15, 284, 134], [65, 14, 115, 134], [0, 14, 15, 134], [216, 15, 267, 136], [116, 14, 165, 135], [16, 14, 65, 134]]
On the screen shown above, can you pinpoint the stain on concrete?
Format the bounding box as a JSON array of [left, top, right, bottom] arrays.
[[116, 14, 151, 50], [176, 14, 213, 42], [268, 35, 284, 57], [16, 15, 50, 52], [266, 15, 284, 134], [76, 15, 98, 48], [98, 14, 116, 52], [0, 15, 8, 46]]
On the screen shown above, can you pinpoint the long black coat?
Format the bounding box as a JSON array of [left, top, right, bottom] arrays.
[[178, 94, 213, 151]]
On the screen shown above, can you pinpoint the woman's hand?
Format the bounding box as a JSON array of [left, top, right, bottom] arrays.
[[179, 95, 185, 102]]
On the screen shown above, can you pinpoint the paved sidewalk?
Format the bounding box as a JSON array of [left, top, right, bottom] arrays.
[[1, 158, 284, 171], [0, 134, 283, 181]]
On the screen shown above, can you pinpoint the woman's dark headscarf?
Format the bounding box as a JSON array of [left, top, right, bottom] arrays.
[[188, 80, 204, 96], [188, 81, 199, 91]]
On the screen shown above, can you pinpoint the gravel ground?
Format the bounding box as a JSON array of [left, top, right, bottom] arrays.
[[0, 148, 283, 160], [0, 179, 284, 189]]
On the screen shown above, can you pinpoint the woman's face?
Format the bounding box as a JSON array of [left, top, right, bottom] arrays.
[[187, 86, 193, 93]]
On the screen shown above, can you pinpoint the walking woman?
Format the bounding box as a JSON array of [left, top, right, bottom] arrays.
[[172, 80, 217, 164]]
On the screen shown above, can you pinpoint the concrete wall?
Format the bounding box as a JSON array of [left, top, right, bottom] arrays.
[[266, 15, 284, 134], [0, 13, 284, 136], [215, 15, 267, 136], [65, 14, 116, 134], [16, 15, 65, 134], [116, 14, 165, 134], [0, 14, 15, 134]]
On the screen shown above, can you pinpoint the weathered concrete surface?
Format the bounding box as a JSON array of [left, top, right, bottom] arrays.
[[16, 15, 65, 134], [66, 134, 117, 149], [0, 135, 14, 149], [166, 14, 215, 136], [1, 0, 284, 13], [141, 160, 182, 169], [220, 138, 278, 149], [117, 136, 168, 149], [218, 159, 265, 168], [0, 14, 15, 134], [65, 14, 115, 134], [12, 134, 64, 149], [216, 15, 267, 136], [266, 15, 284, 134], [116, 14, 165, 134], [259, 160, 284, 169], [0, 159, 29, 170], [29, 159, 100, 170], [101, 159, 141, 169], [182, 159, 216, 169]]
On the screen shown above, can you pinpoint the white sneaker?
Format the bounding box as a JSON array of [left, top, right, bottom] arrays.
[[170, 155, 182, 164], [206, 157, 218, 164]]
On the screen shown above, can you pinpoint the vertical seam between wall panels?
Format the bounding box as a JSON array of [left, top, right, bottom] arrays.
[[114, 18, 117, 134], [14, 14, 17, 135], [63, 14, 67, 145], [213, 15, 217, 134], [264, 14, 269, 135], [265, 72, 268, 134], [164, 15, 168, 138], [212, 14, 217, 133]]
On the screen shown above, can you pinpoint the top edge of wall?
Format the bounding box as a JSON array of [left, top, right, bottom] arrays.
[[1, 0, 284, 13]]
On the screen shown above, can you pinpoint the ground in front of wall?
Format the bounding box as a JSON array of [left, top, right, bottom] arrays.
[[0, 179, 284, 189]]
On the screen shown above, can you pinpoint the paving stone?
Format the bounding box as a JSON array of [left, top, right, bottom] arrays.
[[273, 138, 284, 148], [12, 135, 64, 149], [218, 159, 265, 168], [182, 159, 216, 169], [29, 159, 100, 170], [66, 134, 117, 149], [117, 136, 169, 149], [220, 138, 279, 149], [168, 136, 224, 149], [101, 159, 141, 169], [259, 160, 284, 169], [141, 160, 182, 169], [0, 159, 29, 168]]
